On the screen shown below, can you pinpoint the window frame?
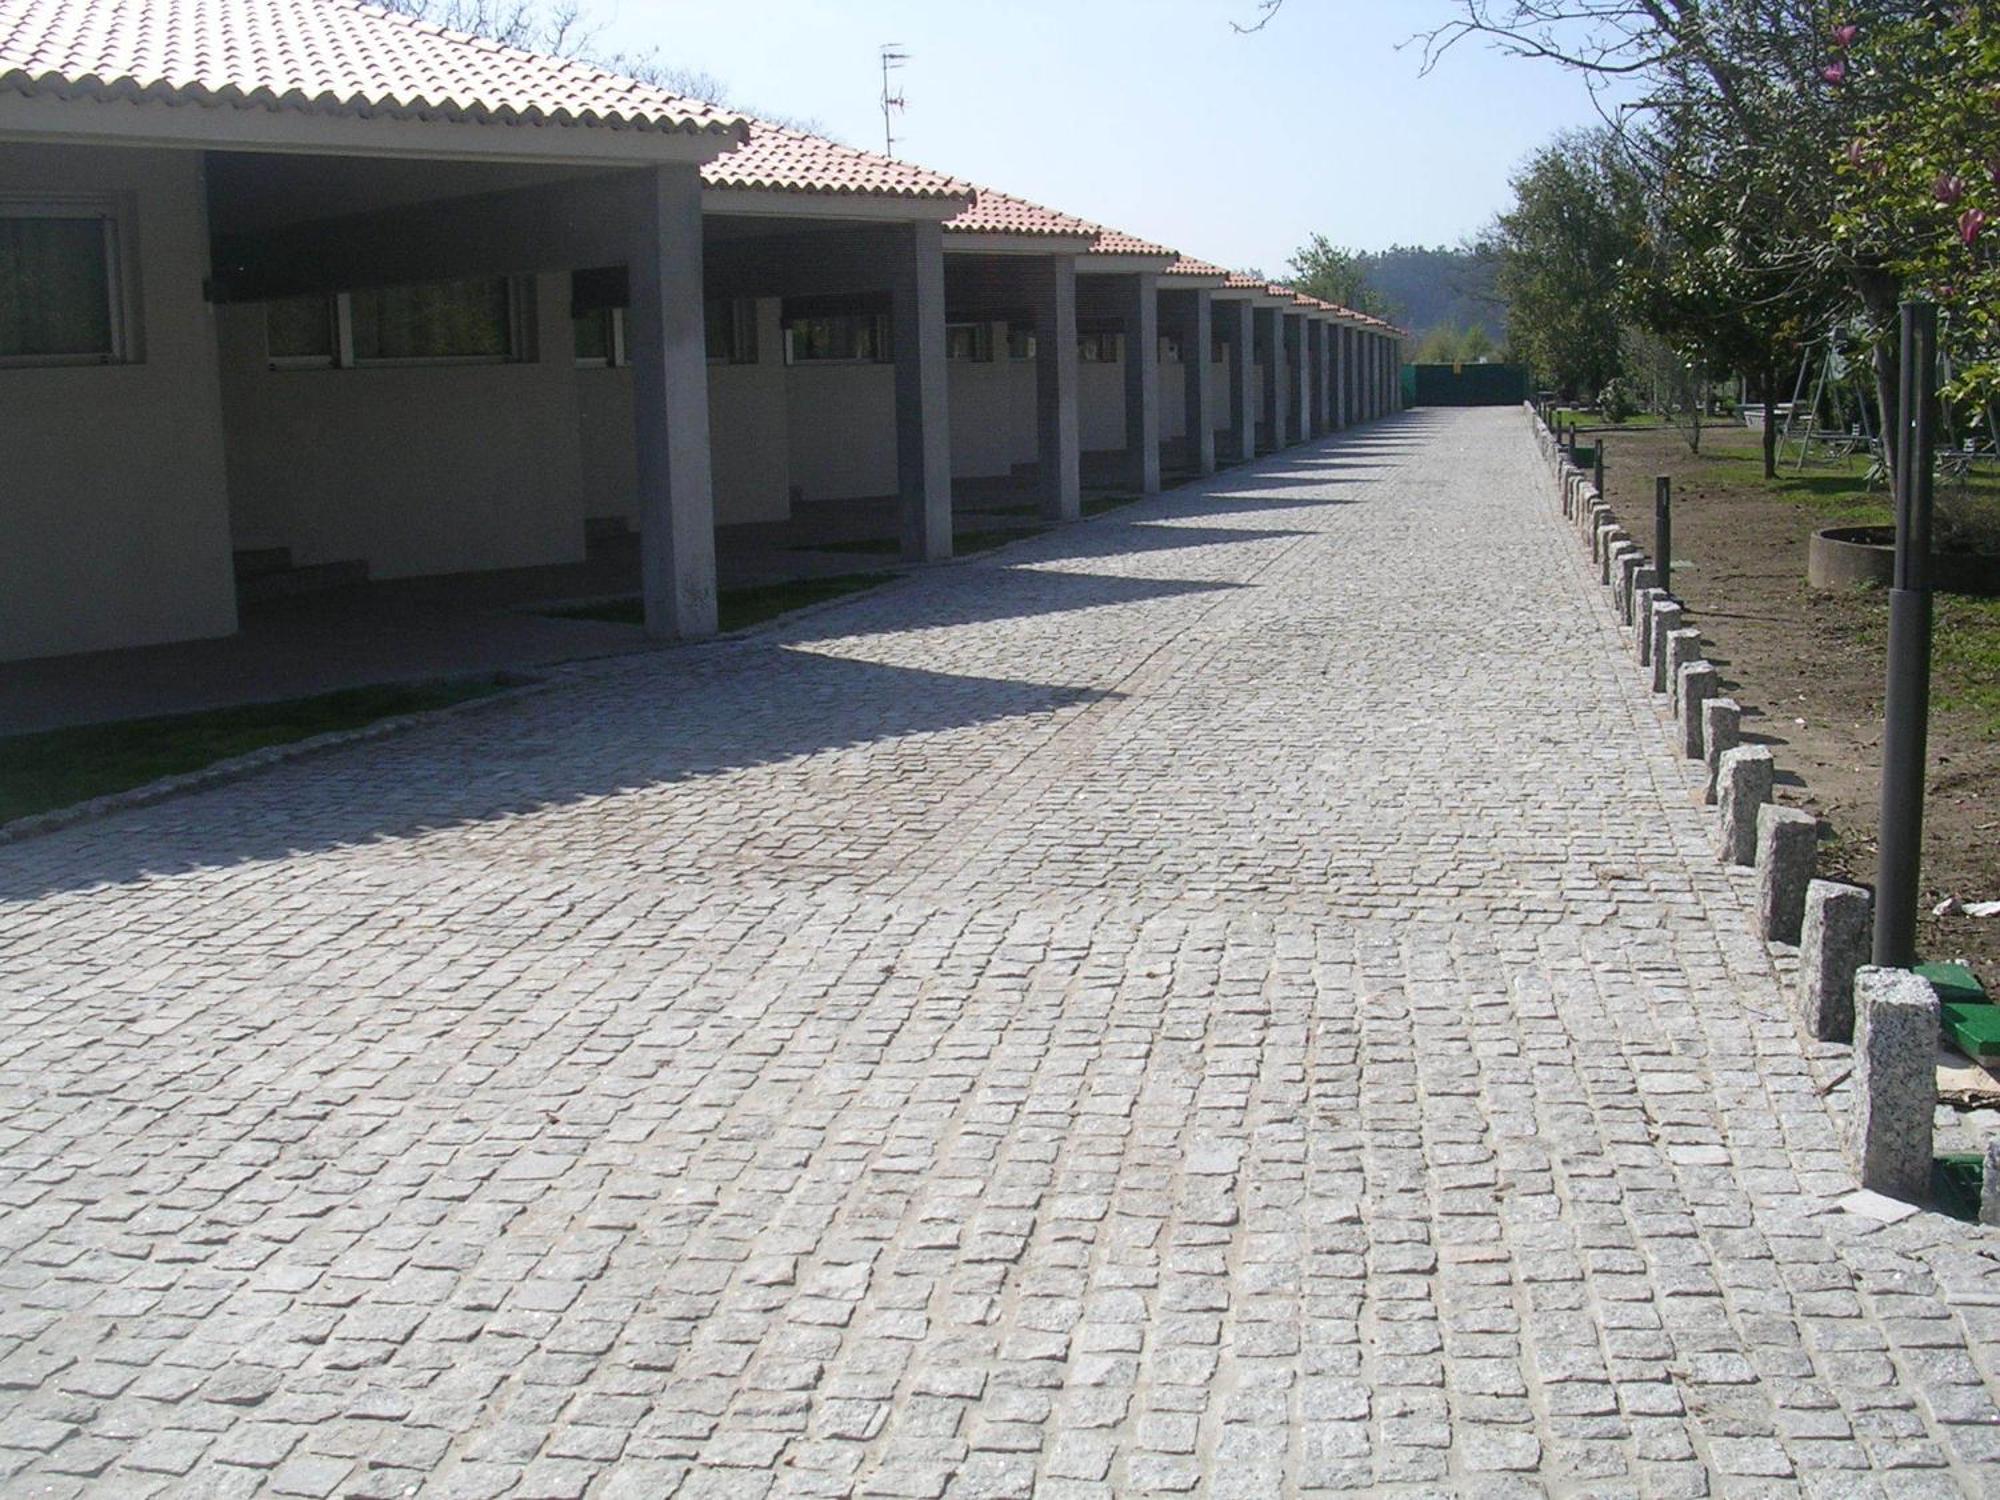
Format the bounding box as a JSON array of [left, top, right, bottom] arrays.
[[573, 305, 627, 369], [945, 322, 994, 363], [265, 277, 532, 371], [0, 196, 127, 369], [706, 297, 759, 366], [783, 311, 891, 367]]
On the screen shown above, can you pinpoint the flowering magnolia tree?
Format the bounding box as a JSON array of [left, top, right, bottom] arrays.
[[1834, 8, 2000, 409]]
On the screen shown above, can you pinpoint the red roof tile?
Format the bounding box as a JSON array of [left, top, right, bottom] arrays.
[[1088, 226, 1175, 259], [944, 187, 1098, 239], [1165, 254, 1229, 279], [0, 0, 739, 136], [704, 119, 971, 200]]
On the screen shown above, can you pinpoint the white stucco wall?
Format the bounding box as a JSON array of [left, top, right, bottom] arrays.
[[0, 144, 237, 661], [219, 271, 585, 579], [947, 354, 1036, 480], [575, 300, 790, 528], [785, 363, 898, 502]]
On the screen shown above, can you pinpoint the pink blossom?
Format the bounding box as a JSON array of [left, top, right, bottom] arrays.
[[1961, 208, 1988, 247], [1832, 23, 1859, 47], [1821, 60, 1847, 84], [1847, 137, 1870, 168], [1936, 172, 1967, 205]]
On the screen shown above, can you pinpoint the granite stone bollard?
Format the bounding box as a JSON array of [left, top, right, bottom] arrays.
[[1650, 601, 1684, 692], [1617, 550, 1646, 622], [1984, 1137, 2000, 1227], [1665, 628, 1702, 708], [1798, 880, 1872, 1042], [1717, 746, 1775, 866], [1702, 697, 1741, 804], [1754, 804, 1817, 944], [1633, 588, 1660, 663], [1678, 662, 1718, 759], [1601, 530, 1630, 584], [1848, 967, 1939, 1203]]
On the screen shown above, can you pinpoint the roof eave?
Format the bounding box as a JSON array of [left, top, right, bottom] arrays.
[[944, 230, 1098, 256], [0, 86, 734, 164], [701, 185, 971, 222]]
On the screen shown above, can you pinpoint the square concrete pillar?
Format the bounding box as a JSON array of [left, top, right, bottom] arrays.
[[1287, 313, 1310, 443], [623, 164, 718, 640], [1254, 307, 1283, 451], [1031, 255, 1081, 523], [1216, 299, 1254, 463], [892, 220, 953, 561], [1160, 288, 1215, 477], [1304, 320, 1324, 438], [1335, 326, 1350, 429], [1118, 271, 1162, 495], [1848, 967, 1939, 1202]]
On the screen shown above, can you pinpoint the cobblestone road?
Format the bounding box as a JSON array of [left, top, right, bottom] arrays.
[[4, 409, 1998, 1499]]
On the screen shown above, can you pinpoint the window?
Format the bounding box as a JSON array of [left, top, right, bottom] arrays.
[[945, 323, 993, 362], [350, 277, 516, 362], [1007, 325, 1037, 362], [0, 203, 122, 364], [1158, 334, 1182, 364], [705, 297, 758, 364], [263, 278, 529, 369], [573, 306, 623, 366], [1211, 334, 1228, 365], [1077, 331, 1123, 364], [268, 295, 337, 366], [785, 312, 889, 364]]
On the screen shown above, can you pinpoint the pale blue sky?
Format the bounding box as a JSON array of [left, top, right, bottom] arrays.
[[590, 1, 1612, 274]]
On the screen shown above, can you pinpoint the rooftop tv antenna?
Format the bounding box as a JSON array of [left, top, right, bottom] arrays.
[[879, 43, 909, 158]]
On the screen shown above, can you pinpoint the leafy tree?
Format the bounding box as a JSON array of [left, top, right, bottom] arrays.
[[1485, 129, 1641, 400], [1286, 235, 1396, 318], [1416, 0, 1944, 480], [1836, 8, 2000, 411]]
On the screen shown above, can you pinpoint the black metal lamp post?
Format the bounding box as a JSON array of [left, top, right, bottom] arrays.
[[1872, 301, 1939, 968]]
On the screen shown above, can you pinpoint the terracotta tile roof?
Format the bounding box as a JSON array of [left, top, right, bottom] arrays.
[[703, 120, 971, 200], [944, 191, 1176, 262], [1088, 226, 1175, 259], [1166, 254, 1229, 278], [0, 0, 740, 136], [1221, 271, 1267, 291], [944, 187, 1099, 239]]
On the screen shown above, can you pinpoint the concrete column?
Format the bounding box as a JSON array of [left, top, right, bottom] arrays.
[[1161, 289, 1215, 477], [892, 220, 953, 561], [1031, 254, 1081, 523], [1287, 314, 1310, 444], [1217, 299, 1253, 464], [1254, 307, 1280, 453], [1118, 272, 1162, 495], [1318, 323, 1335, 434], [1342, 326, 1356, 428], [623, 164, 717, 640]]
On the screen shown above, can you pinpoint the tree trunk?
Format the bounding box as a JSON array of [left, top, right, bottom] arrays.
[[1852, 265, 1903, 487], [1761, 361, 1781, 479]]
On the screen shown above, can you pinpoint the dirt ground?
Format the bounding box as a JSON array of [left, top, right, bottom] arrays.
[[1584, 418, 2000, 992]]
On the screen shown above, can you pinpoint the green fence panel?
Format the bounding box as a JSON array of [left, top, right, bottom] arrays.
[[1407, 363, 1530, 407]]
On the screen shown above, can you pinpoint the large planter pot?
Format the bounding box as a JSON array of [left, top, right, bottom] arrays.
[[1808, 525, 2000, 596]]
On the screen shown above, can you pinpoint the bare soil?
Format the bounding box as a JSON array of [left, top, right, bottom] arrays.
[[1585, 418, 2000, 992]]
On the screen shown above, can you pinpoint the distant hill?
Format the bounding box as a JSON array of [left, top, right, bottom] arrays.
[[1356, 246, 1504, 345]]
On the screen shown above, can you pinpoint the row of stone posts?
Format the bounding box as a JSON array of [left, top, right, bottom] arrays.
[[1528, 407, 1981, 1217]]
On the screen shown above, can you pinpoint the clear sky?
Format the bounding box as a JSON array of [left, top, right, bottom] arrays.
[[588, 0, 1613, 276]]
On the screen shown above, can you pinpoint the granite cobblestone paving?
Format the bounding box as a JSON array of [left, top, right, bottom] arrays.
[[3, 408, 1998, 1497]]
